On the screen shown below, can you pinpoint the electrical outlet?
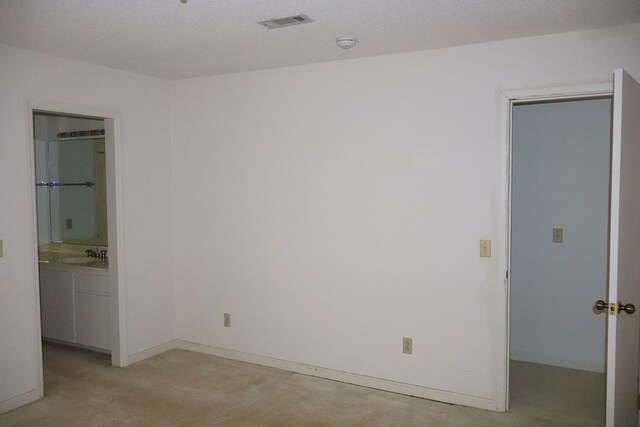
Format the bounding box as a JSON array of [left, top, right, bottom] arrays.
[[223, 313, 231, 327], [65, 218, 73, 230], [0, 240, 3, 257], [403, 337, 413, 355], [480, 240, 491, 257]]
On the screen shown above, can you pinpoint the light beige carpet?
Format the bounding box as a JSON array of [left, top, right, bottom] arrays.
[[1, 344, 601, 426]]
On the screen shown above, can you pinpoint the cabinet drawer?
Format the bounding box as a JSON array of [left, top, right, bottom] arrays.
[[74, 272, 109, 295]]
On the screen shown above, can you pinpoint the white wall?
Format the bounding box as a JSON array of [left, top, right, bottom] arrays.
[[510, 99, 611, 372], [3, 21, 639, 415], [170, 23, 640, 408], [0, 44, 174, 410]]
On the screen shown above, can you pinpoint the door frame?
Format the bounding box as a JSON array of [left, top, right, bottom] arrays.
[[26, 98, 128, 398], [498, 82, 613, 411]]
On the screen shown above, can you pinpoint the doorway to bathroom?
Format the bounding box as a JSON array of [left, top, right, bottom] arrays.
[[29, 106, 124, 381]]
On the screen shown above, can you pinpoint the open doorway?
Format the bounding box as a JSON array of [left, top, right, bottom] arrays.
[[508, 96, 612, 423], [29, 106, 124, 393]]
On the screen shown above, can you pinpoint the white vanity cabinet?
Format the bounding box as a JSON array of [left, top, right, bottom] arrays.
[[39, 268, 75, 342], [74, 272, 110, 349], [39, 263, 110, 352]]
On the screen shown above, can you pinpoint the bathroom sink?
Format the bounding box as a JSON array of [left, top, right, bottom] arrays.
[[57, 257, 95, 264], [38, 251, 108, 269]]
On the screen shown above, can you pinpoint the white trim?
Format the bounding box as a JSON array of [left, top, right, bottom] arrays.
[[510, 350, 605, 374], [126, 340, 179, 365], [499, 81, 614, 412], [502, 83, 613, 103], [34, 336, 497, 410], [177, 340, 498, 411], [0, 389, 42, 415], [111, 338, 497, 410], [23, 101, 45, 412], [104, 116, 128, 367], [25, 98, 127, 370]]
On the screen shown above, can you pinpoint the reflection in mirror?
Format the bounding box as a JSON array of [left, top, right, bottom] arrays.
[[34, 113, 108, 246]]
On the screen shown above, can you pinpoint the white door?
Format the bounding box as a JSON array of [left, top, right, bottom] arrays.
[[606, 69, 640, 426]]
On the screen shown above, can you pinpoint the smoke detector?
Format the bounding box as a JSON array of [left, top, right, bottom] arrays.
[[258, 14, 314, 29], [336, 37, 356, 49]]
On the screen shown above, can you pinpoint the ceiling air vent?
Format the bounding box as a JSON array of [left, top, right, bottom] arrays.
[[258, 14, 314, 30]]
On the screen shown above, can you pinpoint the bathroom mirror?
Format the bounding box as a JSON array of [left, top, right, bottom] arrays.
[[34, 113, 108, 246]]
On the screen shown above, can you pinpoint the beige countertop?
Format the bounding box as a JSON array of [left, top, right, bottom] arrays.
[[39, 251, 109, 270]]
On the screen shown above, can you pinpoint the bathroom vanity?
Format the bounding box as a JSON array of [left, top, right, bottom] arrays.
[[39, 257, 110, 352]]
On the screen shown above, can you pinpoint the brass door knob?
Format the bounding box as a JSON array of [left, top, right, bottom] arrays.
[[618, 302, 636, 314], [594, 300, 607, 312]]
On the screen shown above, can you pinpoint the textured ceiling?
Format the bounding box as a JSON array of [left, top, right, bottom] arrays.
[[1, 0, 639, 80]]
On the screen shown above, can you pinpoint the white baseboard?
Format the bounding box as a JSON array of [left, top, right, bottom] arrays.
[[2, 340, 497, 414], [126, 339, 179, 366], [510, 350, 605, 373], [0, 389, 42, 415], [177, 340, 497, 411], [43, 338, 110, 355]]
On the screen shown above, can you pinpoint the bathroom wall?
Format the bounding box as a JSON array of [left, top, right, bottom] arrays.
[[0, 44, 174, 411], [170, 23, 640, 408]]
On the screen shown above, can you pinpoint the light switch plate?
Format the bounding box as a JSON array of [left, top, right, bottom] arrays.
[[403, 337, 413, 354], [553, 228, 563, 243], [480, 240, 491, 257]]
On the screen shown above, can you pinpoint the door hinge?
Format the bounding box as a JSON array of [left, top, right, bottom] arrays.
[[637, 394, 640, 410], [609, 302, 617, 316], [506, 270, 509, 279]]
